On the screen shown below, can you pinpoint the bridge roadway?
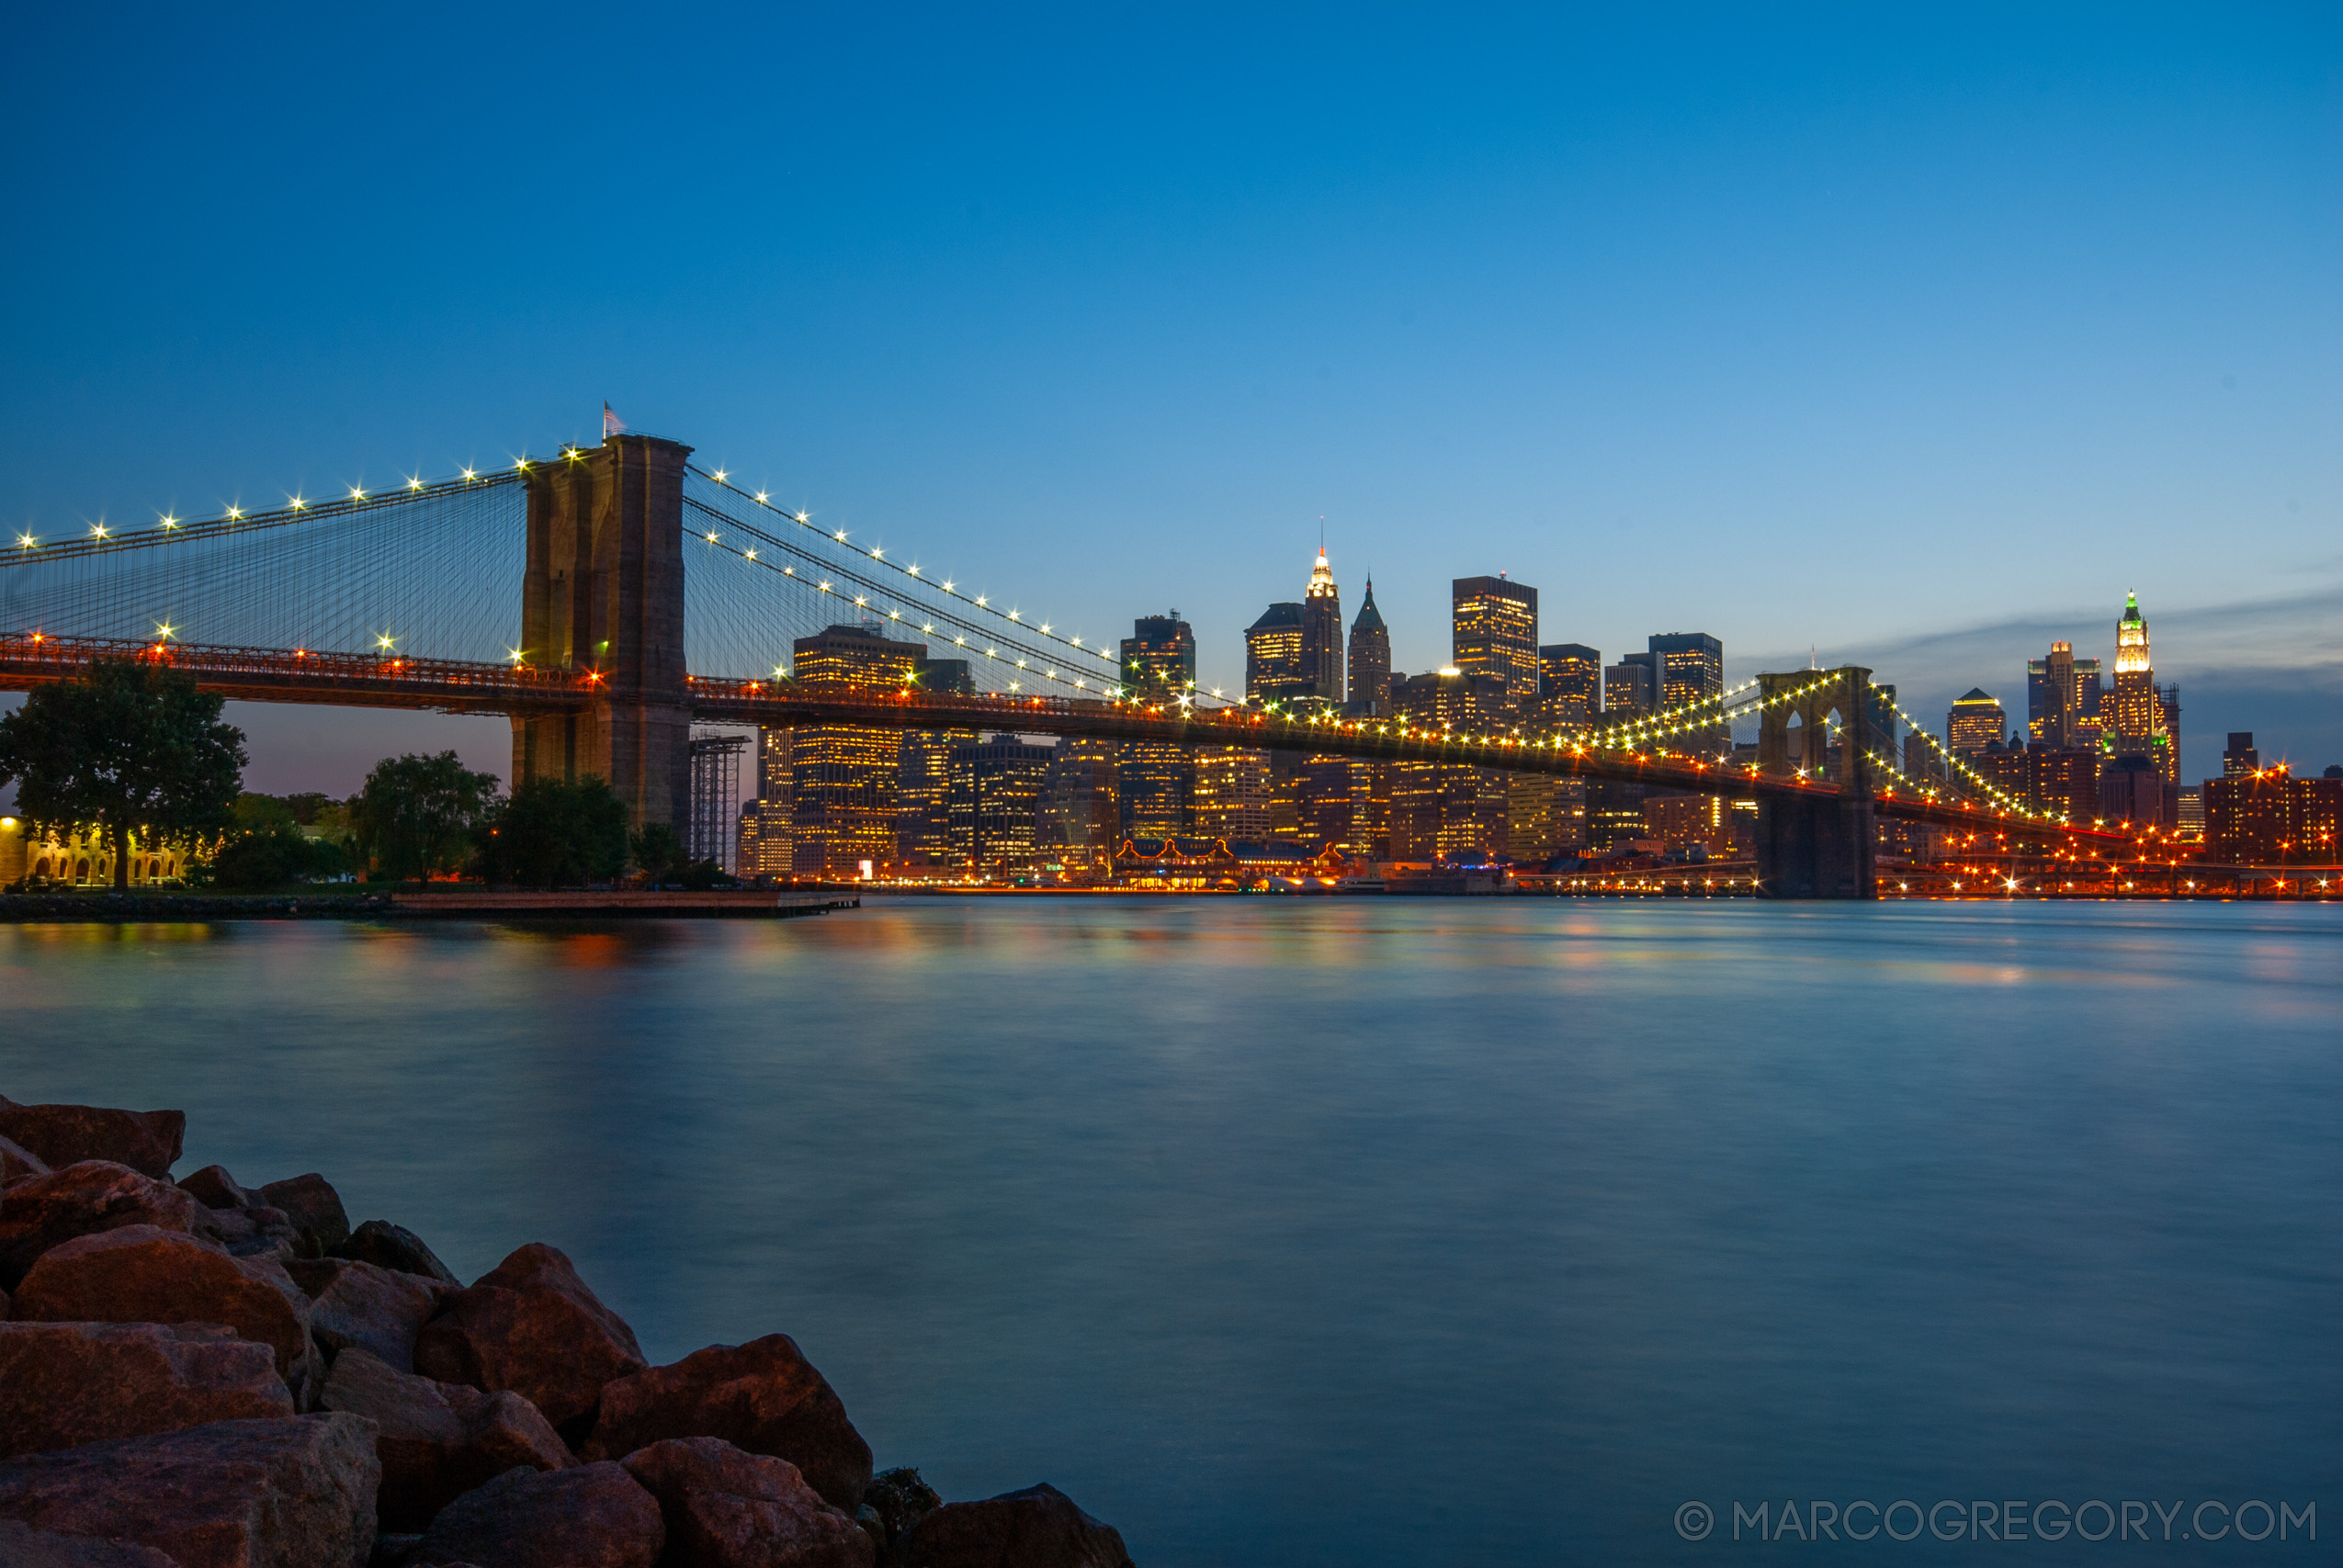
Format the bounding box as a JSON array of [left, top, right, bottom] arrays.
[[0, 633, 2131, 848]]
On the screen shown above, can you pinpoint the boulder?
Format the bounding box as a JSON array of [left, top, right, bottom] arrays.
[[333, 1222, 458, 1286], [11, 1226, 318, 1394], [0, 1413, 379, 1568], [585, 1335, 871, 1512], [0, 1162, 206, 1291], [621, 1437, 873, 1568], [0, 1098, 185, 1181], [176, 1166, 259, 1213], [259, 1174, 350, 1252], [412, 1461, 663, 1568], [320, 1348, 572, 1532], [0, 1321, 293, 1459], [414, 1245, 646, 1435], [902, 1484, 1134, 1568], [1, 1134, 51, 1187], [296, 1259, 447, 1372], [0, 1519, 181, 1566]]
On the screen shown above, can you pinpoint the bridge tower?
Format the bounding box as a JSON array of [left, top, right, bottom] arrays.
[[1753, 665, 1883, 899], [510, 434, 692, 832]]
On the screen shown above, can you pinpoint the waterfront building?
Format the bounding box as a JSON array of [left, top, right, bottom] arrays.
[[1348, 580, 1392, 709], [1505, 773, 1570, 862], [1452, 575, 1539, 712], [1194, 746, 1275, 842], [1036, 738, 1120, 860], [1643, 793, 1733, 857], [1947, 689, 2006, 758], [1388, 669, 1510, 858], [1297, 754, 1390, 857], [0, 817, 187, 887], [1584, 781, 1649, 852], [2109, 593, 2178, 784], [1303, 548, 1344, 704], [1536, 644, 1602, 731], [2203, 767, 2342, 865], [946, 733, 1056, 867], [788, 622, 922, 875], [894, 658, 979, 863], [1119, 612, 1198, 841], [1602, 660, 1654, 718]]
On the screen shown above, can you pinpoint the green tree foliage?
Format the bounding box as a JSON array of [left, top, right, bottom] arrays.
[[0, 659, 247, 890], [347, 752, 499, 884], [630, 821, 687, 884], [205, 828, 348, 891], [482, 776, 629, 888]]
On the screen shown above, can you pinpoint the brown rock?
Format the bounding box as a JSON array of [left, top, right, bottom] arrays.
[[902, 1484, 1134, 1568], [0, 1098, 185, 1181], [298, 1258, 448, 1372], [414, 1244, 646, 1434], [1, 1134, 51, 1187], [0, 1413, 379, 1568], [621, 1437, 873, 1568], [175, 1166, 258, 1212], [12, 1226, 318, 1393], [585, 1335, 871, 1512], [0, 1162, 206, 1290], [0, 1321, 293, 1459], [334, 1221, 458, 1286], [321, 1348, 572, 1532], [0, 1518, 182, 1566], [413, 1461, 663, 1568], [258, 1174, 350, 1251]]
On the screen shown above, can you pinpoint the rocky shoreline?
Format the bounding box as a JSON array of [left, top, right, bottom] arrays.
[[0, 1094, 1135, 1567]]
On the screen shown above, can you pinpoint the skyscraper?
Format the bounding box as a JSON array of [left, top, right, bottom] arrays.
[[1602, 659, 1654, 717], [1451, 575, 1538, 712], [2027, 641, 2104, 750], [1536, 644, 1602, 731], [1348, 580, 1392, 709], [1194, 746, 1274, 842], [1116, 612, 1197, 840], [1303, 548, 1343, 704], [946, 733, 1055, 867], [895, 657, 976, 863], [2224, 733, 2259, 778], [1244, 604, 1308, 705], [2110, 592, 2176, 783], [1947, 689, 2006, 758], [1035, 738, 1119, 862], [787, 621, 923, 874], [1648, 632, 1725, 752], [1121, 612, 1196, 697]]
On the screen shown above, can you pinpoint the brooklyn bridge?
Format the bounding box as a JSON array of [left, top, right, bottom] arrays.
[[0, 431, 2127, 897]]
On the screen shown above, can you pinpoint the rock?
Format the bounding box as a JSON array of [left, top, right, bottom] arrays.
[[296, 1259, 448, 1372], [0, 1518, 182, 1566], [11, 1225, 319, 1395], [196, 1208, 300, 1264], [621, 1437, 873, 1568], [0, 1321, 293, 1459], [585, 1335, 871, 1513], [320, 1348, 573, 1532], [1, 1134, 51, 1187], [859, 1469, 941, 1561], [176, 1166, 259, 1212], [333, 1221, 458, 1286], [412, 1461, 663, 1568], [0, 1098, 185, 1181], [902, 1484, 1134, 1568], [0, 1413, 379, 1568], [259, 1175, 350, 1252], [415, 1244, 646, 1436], [0, 1162, 205, 1291]]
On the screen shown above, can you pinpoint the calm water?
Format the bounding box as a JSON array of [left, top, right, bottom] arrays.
[[3, 898, 2337, 1564]]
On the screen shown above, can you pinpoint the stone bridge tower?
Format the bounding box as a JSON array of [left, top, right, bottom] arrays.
[[510, 434, 692, 831], [1753, 665, 1884, 899]]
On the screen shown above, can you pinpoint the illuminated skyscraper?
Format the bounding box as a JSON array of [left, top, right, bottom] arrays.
[[1118, 612, 1198, 840], [1303, 548, 1344, 704], [1121, 612, 1196, 697], [1536, 644, 1602, 731], [1452, 575, 1538, 712], [1245, 603, 1307, 705], [2026, 642, 2104, 750], [1036, 738, 1119, 861], [787, 622, 922, 874], [1947, 689, 2005, 758], [1348, 580, 1392, 708], [1648, 632, 1725, 753], [1603, 660, 1653, 717], [2109, 592, 2176, 784], [946, 734, 1055, 867], [1194, 746, 1274, 842], [895, 657, 976, 863]]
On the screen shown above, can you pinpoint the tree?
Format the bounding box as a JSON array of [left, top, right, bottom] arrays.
[[0, 659, 246, 890], [346, 752, 499, 884], [205, 827, 347, 891], [481, 776, 629, 888], [630, 821, 686, 885]]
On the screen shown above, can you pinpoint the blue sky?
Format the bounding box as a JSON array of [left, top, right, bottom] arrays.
[[3, 3, 2337, 790]]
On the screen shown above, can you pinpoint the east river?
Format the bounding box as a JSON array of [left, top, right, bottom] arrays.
[[4, 898, 2337, 1564]]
